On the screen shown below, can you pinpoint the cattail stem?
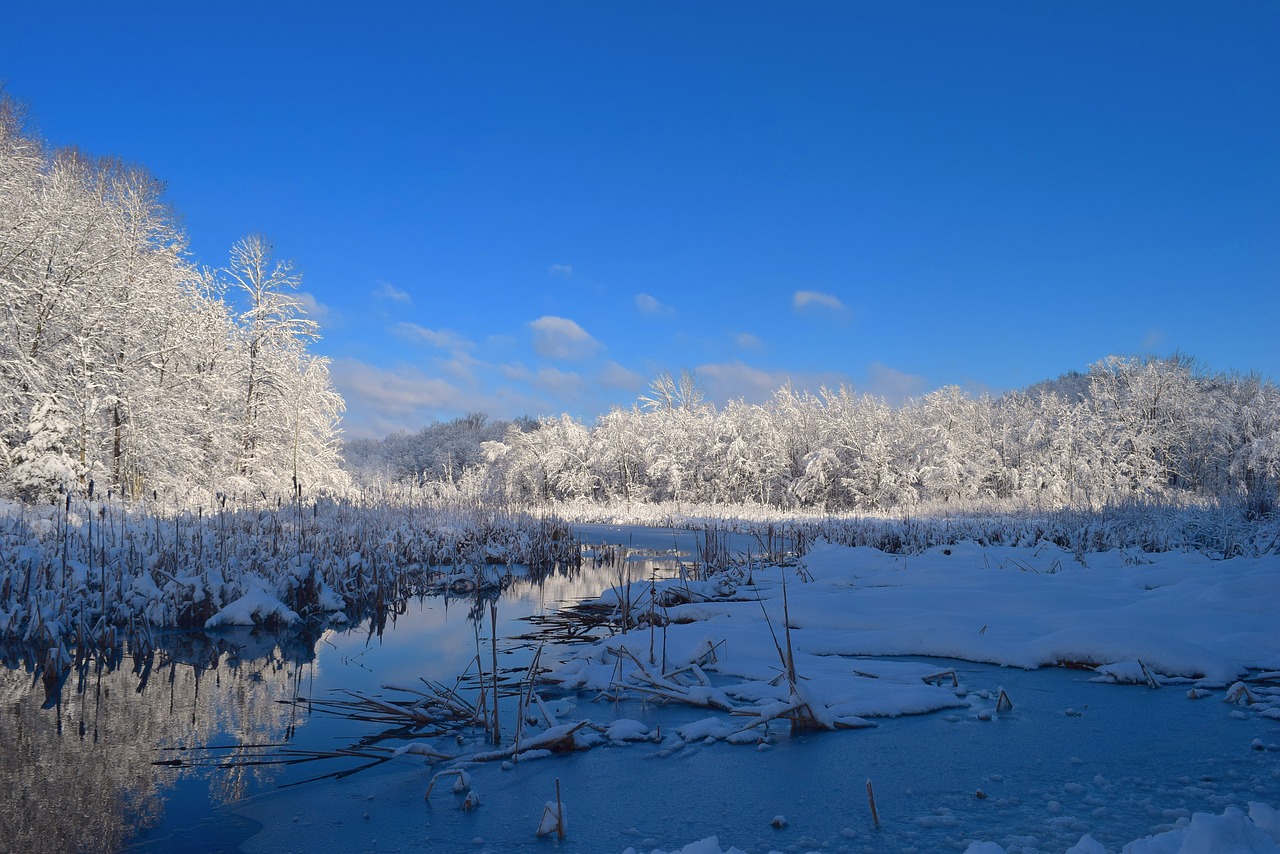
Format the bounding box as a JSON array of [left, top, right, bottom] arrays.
[[867, 779, 881, 828], [490, 601, 501, 744], [555, 777, 565, 840]]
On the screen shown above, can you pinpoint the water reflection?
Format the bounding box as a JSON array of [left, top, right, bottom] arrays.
[[0, 539, 689, 854], [0, 631, 311, 854]]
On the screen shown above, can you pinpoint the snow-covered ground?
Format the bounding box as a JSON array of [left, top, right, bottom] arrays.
[[211, 534, 1280, 854]]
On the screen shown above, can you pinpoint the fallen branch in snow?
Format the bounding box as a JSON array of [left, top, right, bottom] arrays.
[[603, 642, 737, 711], [424, 768, 471, 800], [616, 680, 737, 712], [470, 719, 598, 762], [922, 669, 959, 687], [1224, 682, 1259, 705]]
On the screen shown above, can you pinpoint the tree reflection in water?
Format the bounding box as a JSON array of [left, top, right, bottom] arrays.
[[0, 629, 318, 854]]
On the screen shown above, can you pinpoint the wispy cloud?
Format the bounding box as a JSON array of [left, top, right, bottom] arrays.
[[392, 322, 472, 351], [531, 365, 585, 397], [792, 290, 846, 313], [695, 360, 854, 406], [529, 315, 601, 361], [296, 291, 330, 323], [734, 332, 762, 350], [865, 361, 929, 405], [696, 361, 780, 403], [499, 362, 534, 383], [548, 263, 574, 278], [374, 281, 412, 303], [329, 358, 486, 437], [598, 360, 646, 391], [635, 293, 674, 316]]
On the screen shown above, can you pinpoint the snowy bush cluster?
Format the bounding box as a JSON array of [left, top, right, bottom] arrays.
[[0, 493, 578, 657], [467, 356, 1280, 514], [0, 95, 346, 505], [343, 412, 533, 487]]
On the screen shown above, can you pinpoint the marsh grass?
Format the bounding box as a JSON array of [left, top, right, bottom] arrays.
[[0, 491, 581, 680]]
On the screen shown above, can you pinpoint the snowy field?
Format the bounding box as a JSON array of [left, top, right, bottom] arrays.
[[206, 529, 1280, 854]]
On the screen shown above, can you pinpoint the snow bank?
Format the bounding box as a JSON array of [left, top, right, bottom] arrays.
[[204, 575, 300, 629], [962, 802, 1280, 853]]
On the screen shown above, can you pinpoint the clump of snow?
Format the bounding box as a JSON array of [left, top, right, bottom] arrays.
[[1094, 661, 1161, 686], [677, 716, 737, 743], [605, 718, 651, 742], [204, 575, 300, 629], [535, 799, 565, 837]]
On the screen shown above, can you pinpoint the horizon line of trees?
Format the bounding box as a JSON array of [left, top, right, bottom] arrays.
[[0, 93, 347, 503], [351, 356, 1280, 515]]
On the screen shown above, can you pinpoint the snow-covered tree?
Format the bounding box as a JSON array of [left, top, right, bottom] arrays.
[[639, 368, 706, 412], [0, 97, 347, 503], [219, 234, 319, 484]]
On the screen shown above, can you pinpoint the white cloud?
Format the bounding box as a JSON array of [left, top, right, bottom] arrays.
[[296, 291, 330, 323], [437, 351, 486, 385], [529, 315, 601, 361], [531, 365, 585, 397], [374, 281, 412, 303], [598, 360, 646, 391], [548, 263, 574, 278], [492, 362, 591, 416], [734, 332, 762, 350], [695, 360, 854, 406], [792, 290, 846, 312], [499, 362, 534, 382], [392, 322, 472, 351], [696, 361, 780, 403], [329, 358, 488, 437], [331, 349, 627, 437], [865, 361, 929, 404], [635, 293, 674, 316]]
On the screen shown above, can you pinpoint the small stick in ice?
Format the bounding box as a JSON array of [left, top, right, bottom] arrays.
[[556, 777, 565, 840], [996, 689, 1013, 712]]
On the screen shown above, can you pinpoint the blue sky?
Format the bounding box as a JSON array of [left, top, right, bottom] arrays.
[[6, 2, 1278, 438]]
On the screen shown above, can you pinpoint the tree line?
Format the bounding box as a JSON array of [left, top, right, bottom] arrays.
[[343, 412, 531, 487], [457, 356, 1278, 514], [0, 94, 346, 502]]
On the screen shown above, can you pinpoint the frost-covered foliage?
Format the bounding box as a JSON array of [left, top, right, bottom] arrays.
[[0, 491, 578, 656], [473, 356, 1280, 514], [0, 95, 346, 502], [343, 413, 534, 487]]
